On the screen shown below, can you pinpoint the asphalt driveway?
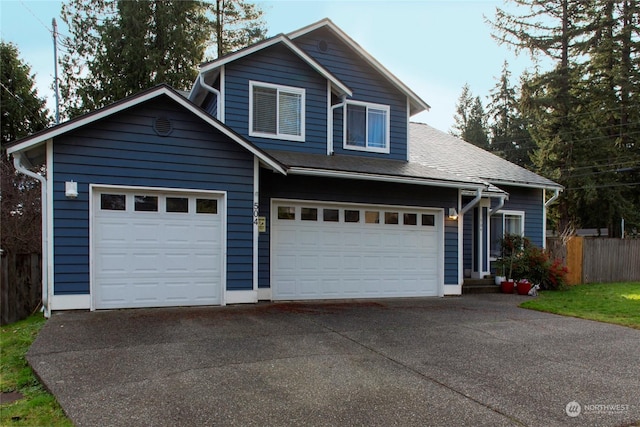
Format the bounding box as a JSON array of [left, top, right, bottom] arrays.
[[28, 294, 639, 426]]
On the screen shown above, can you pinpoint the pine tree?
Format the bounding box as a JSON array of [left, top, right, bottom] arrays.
[[487, 61, 532, 167], [59, 0, 267, 118], [451, 84, 489, 149]]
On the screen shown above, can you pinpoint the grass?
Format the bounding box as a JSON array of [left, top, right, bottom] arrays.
[[0, 314, 72, 426], [520, 282, 640, 330]]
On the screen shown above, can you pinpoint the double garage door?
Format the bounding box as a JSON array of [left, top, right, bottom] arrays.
[[271, 201, 443, 300], [92, 188, 224, 309]]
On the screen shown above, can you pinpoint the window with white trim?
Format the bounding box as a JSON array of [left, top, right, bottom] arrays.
[[344, 102, 390, 153], [490, 211, 525, 258], [249, 81, 305, 142]]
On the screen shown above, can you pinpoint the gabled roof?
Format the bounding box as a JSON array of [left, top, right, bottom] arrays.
[[288, 18, 430, 116], [410, 122, 562, 190], [5, 85, 287, 175], [266, 150, 485, 190], [195, 34, 352, 97]]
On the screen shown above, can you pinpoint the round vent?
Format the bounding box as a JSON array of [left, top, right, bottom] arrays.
[[317, 39, 329, 53], [153, 117, 173, 136]]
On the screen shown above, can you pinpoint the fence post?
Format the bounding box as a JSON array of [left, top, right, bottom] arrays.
[[566, 236, 583, 285]]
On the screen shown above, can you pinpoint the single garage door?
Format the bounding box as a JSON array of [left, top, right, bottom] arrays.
[[93, 188, 224, 309], [271, 201, 443, 300]]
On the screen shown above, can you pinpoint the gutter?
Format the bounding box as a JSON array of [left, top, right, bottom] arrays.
[[199, 73, 221, 121], [460, 188, 483, 215], [489, 194, 508, 216], [545, 188, 561, 207], [12, 153, 50, 318]]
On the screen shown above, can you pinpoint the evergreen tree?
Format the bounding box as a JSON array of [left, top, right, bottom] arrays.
[[489, 0, 640, 236], [60, 0, 266, 118], [212, 0, 267, 58], [1, 43, 50, 255], [486, 61, 533, 167], [451, 84, 489, 149]]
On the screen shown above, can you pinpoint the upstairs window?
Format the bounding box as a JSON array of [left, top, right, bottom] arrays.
[[250, 81, 305, 142], [344, 102, 390, 153]]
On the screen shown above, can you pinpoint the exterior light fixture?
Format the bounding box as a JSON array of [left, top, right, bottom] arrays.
[[65, 181, 78, 198], [448, 208, 458, 220]]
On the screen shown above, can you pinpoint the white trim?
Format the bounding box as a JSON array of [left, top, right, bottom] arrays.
[[498, 209, 526, 236], [288, 167, 483, 190], [326, 81, 332, 155], [225, 290, 258, 304], [444, 284, 462, 296], [51, 294, 90, 310], [542, 189, 547, 249], [7, 86, 287, 176], [406, 97, 411, 161], [287, 19, 428, 114], [249, 81, 306, 142], [257, 287, 272, 301], [457, 190, 464, 287], [253, 158, 259, 293], [89, 184, 228, 311], [46, 140, 54, 314], [220, 65, 226, 123], [488, 179, 563, 191], [343, 100, 390, 154], [270, 198, 445, 299], [200, 35, 352, 96]]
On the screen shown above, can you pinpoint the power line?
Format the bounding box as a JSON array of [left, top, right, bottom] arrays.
[[0, 81, 50, 129], [19, 0, 52, 35], [565, 181, 640, 191]]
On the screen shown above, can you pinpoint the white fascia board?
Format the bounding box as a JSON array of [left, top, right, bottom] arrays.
[[7, 86, 287, 176], [288, 19, 430, 114], [487, 179, 564, 191], [199, 35, 352, 97], [288, 167, 484, 190]]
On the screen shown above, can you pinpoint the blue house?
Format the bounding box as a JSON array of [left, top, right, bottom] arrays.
[[6, 19, 561, 315]]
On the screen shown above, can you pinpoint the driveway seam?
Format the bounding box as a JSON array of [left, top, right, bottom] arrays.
[[306, 316, 529, 427]]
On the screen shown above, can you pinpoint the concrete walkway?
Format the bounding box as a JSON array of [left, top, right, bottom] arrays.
[[28, 294, 639, 426]]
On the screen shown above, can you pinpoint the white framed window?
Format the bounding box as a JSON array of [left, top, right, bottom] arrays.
[[249, 81, 305, 142], [344, 101, 390, 153], [490, 210, 525, 258]]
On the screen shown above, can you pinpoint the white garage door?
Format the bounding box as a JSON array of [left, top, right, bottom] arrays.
[[92, 188, 224, 309], [271, 201, 443, 300]]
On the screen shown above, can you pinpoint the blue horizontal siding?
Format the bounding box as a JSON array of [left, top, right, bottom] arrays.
[[502, 186, 545, 247], [224, 44, 328, 154], [294, 28, 408, 160], [258, 171, 459, 288], [52, 96, 256, 295]]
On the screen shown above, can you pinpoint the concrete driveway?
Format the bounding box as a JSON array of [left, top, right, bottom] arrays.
[[28, 294, 639, 427]]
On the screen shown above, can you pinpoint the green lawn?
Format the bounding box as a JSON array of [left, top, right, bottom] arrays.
[[0, 314, 72, 426], [520, 282, 640, 330]]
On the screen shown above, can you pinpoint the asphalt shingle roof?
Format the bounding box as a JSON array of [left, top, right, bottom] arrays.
[[409, 122, 562, 189], [266, 150, 484, 188]]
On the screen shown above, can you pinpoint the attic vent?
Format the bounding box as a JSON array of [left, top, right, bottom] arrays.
[[153, 117, 173, 136], [317, 39, 329, 52]]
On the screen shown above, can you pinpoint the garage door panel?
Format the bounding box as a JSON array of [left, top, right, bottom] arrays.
[[272, 202, 442, 300], [93, 189, 223, 309]]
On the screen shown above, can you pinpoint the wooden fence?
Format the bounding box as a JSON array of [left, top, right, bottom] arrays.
[[546, 237, 640, 284], [0, 252, 42, 325]]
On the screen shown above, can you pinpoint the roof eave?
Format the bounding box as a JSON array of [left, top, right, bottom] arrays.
[[288, 167, 485, 190], [487, 179, 564, 191]]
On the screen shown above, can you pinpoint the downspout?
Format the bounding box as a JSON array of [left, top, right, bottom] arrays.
[[328, 95, 347, 155], [12, 153, 49, 318], [489, 194, 507, 216], [545, 188, 561, 207], [199, 73, 221, 121], [460, 188, 483, 215]]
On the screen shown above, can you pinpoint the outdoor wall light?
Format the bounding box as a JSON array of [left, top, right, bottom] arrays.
[[65, 181, 78, 199], [448, 208, 458, 220]]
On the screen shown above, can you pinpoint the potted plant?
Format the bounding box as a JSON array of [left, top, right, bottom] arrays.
[[495, 233, 526, 294]]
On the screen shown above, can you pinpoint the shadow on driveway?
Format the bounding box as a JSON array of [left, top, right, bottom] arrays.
[[28, 294, 639, 426]]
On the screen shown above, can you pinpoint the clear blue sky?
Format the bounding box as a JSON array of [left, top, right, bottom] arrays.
[[0, 0, 542, 132]]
